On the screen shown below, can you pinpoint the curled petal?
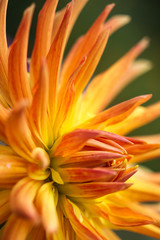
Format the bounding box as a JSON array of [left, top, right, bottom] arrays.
[[10, 177, 41, 223]]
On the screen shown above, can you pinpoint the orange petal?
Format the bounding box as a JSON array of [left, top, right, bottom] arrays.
[[107, 101, 160, 135], [0, 154, 28, 188], [82, 38, 150, 116], [60, 4, 114, 90], [27, 226, 45, 240], [30, 0, 58, 86], [57, 151, 127, 168], [5, 100, 36, 162], [51, 129, 101, 157], [8, 4, 34, 104], [58, 182, 132, 199], [78, 95, 152, 129], [10, 177, 41, 223], [124, 224, 160, 239], [58, 167, 117, 183], [30, 59, 52, 146], [2, 214, 33, 240], [35, 182, 58, 234], [0, 190, 10, 224], [105, 14, 131, 35], [52, 0, 89, 42], [131, 148, 160, 164], [47, 3, 73, 124], [0, 0, 10, 104], [60, 195, 104, 240], [0, 103, 9, 144]]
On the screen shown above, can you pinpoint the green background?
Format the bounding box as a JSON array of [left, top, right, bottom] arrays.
[[6, 0, 160, 239]]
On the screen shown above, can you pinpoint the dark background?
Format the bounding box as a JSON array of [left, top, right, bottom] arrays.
[[6, 1, 160, 239]]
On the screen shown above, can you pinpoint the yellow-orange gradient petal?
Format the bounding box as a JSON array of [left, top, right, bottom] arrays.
[[60, 195, 104, 240], [82, 38, 150, 116]]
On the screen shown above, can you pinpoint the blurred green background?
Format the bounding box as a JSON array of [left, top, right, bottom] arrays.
[[6, 0, 160, 239]]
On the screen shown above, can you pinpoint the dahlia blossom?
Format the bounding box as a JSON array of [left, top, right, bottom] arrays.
[[0, 0, 160, 239]]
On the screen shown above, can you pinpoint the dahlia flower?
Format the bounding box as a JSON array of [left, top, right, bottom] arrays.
[[0, 0, 160, 239]]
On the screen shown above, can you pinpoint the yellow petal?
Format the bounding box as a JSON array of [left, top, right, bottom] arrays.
[[30, 0, 58, 86], [2, 214, 33, 240], [8, 4, 34, 104], [35, 182, 59, 234]]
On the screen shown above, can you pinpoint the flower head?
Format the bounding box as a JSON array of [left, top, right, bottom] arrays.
[[0, 0, 160, 239]]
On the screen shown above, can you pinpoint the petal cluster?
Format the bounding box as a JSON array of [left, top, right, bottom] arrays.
[[0, 0, 160, 239]]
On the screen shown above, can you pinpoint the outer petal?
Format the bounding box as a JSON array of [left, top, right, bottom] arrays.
[[47, 3, 72, 124], [89, 203, 154, 227], [81, 38, 150, 116], [107, 101, 160, 135], [78, 95, 151, 129], [2, 214, 33, 240], [30, 0, 58, 86], [52, 0, 89, 42], [60, 4, 114, 90], [8, 4, 34, 104], [35, 182, 58, 234], [30, 59, 52, 147], [0, 0, 10, 104], [27, 226, 45, 240]]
